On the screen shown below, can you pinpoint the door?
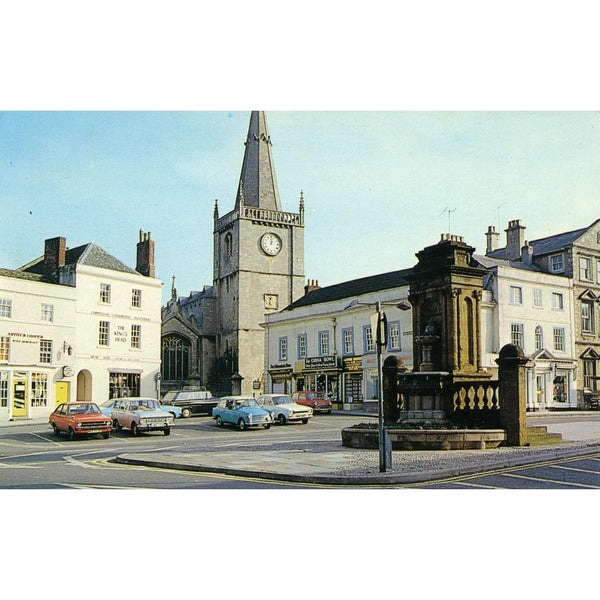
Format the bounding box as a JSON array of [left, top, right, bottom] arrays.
[[12, 379, 28, 417], [55, 381, 70, 407]]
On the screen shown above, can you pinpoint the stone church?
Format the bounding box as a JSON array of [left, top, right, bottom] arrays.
[[161, 112, 305, 396]]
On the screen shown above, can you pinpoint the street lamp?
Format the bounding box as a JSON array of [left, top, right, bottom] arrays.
[[344, 298, 411, 472]]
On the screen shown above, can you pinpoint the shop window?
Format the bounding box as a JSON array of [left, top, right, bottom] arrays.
[[99, 321, 110, 346], [109, 372, 140, 399], [100, 283, 111, 304], [0, 299, 12, 318], [131, 324, 141, 349], [0, 371, 7, 407], [41, 303, 54, 322], [31, 373, 48, 407], [132, 289, 142, 308], [342, 328, 354, 356], [39, 340, 52, 364], [0, 337, 9, 362], [554, 327, 565, 352], [297, 334, 307, 359], [553, 375, 567, 403]]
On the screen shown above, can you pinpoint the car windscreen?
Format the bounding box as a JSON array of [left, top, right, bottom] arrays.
[[273, 396, 293, 405], [238, 399, 258, 408], [67, 404, 100, 414]]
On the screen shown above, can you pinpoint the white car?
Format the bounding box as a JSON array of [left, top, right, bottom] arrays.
[[256, 394, 313, 425]]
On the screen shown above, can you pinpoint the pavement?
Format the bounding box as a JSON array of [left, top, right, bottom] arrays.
[[5, 411, 600, 486]]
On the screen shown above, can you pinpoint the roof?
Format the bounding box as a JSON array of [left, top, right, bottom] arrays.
[[20, 243, 138, 276], [0, 267, 46, 283], [284, 268, 413, 311], [474, 254, 543, 272], [487, 226, 588, 260]]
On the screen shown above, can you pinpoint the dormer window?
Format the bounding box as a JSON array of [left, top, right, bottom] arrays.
[[550, 254, 564, 273]]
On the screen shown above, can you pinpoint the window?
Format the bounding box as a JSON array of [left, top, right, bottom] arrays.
[[224, 232, 232, 257], [41, 303, 54, 322], [582, 302, 594, 333], [533, 289, 543, 308], [0, 337, 9, 361], [297, 334, 307, 359], [580, 257, 593, 281], [0, 371, 7, 407], [31, 373, 47, 407], [551, 292, 564, 310], [39, 340, 52, 364], [342, 328, 354, 356], [510, 286, 523, 305], [511, 323, 524, 348], [388, 321, 401, 350], [131, 324, 141, 349], [550, 254, 564, 272], [553, 327, 565, 352], [584, 360, 597, 392], [597, 260, 600, 284], [535, 325, 544, 351], [99, 321, 110, 346], [131, 289, 142, 308], [319, 331, 329, 356], [100, 283, 111, 303], [161, 335, 190, 381], [278, 337, 288, 361], [0, 299, 12, 318], [364, 325, 375, 353]]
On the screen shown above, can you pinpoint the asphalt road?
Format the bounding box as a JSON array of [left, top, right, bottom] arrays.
[[0, 413, 370, 489]]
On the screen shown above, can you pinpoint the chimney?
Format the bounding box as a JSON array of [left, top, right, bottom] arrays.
[[304, 279, 320, 295], [136, 230, 155, 278], [505, 219, 526, 261], [521, 241, 534, 265], [44, 237, 66, 279], [485, 225, 499, 255]]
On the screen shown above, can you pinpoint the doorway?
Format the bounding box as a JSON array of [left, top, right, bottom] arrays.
[[55, 381, 70, 407]]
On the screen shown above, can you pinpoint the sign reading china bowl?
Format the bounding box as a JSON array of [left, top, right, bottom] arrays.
[[304, 356, 336, 369]]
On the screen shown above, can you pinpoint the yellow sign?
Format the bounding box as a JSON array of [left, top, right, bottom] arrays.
[[12, 379, 27, 417]]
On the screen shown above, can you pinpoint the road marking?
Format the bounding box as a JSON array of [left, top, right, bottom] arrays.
[[551, 464, 600, 476], [499, 472, 600, 488], [0, 462, 42, 469], [64, 455, 97, 469]]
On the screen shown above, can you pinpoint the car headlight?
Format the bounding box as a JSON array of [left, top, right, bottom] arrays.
[[140, 418, 147, 426], [248, 414, 253, 424], [76, 422, 84, 429]]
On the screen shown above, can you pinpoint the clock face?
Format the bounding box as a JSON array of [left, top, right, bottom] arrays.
[[260, 233, 282, 256]]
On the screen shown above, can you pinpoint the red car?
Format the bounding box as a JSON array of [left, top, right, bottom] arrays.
[[49, 402, 112, 440], [291, 391, 332, 414]]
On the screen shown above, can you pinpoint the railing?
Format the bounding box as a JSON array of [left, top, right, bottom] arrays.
[[243, 207, 302, 226], [449, 380, 501, 428]]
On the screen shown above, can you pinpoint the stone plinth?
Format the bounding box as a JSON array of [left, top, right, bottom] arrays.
[[396, 371, 451, 425]]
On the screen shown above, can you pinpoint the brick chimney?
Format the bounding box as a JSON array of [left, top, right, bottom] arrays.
[[485, 225, 499, 255], [304, 279, 320, 295], [44, 237, 66, 279], [505, 219, 526, 261], [521, 241, 534, 265], [136, 230, 155, 277]]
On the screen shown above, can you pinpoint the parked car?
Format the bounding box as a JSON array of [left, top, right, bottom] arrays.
[[99, 398, 182, 419], [256, 394, 313, 425], [49, 402, 112, 440], [291, 391, 332, 414], [161, 389, 220, 418], [212, 396, 273, 430], [111, 397, 175, 436]]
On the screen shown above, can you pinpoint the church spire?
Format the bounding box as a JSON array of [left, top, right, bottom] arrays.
[[234, 111, 282, 211]]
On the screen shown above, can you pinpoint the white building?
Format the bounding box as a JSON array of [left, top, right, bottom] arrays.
[[0, 232, 162, 422], [263, 271, 413, 409]]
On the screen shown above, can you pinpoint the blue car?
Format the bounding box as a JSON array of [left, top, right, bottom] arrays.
[[212, 396, 274, 430], [99, 399, 182, 419]]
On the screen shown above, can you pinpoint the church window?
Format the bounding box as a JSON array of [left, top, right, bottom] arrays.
[[224, 233, 232, 257], [162, 335, 191, 381]]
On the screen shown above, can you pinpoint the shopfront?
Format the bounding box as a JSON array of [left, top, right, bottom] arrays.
[[268, 363, 293, 394], [526, 353, 576, 410], [342, 357, 363, 406], [296, 356, 341, 404]]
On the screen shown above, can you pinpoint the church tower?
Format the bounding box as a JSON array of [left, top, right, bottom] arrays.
[[213, 111, 305, 395]]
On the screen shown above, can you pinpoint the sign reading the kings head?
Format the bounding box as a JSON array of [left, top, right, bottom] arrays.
[[305, 356, 337, 370]]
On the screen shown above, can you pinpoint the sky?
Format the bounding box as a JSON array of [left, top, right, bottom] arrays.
[[1, 110, 600, 304]]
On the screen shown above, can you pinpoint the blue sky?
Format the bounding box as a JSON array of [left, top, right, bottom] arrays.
[[1, 110, 600, 303]]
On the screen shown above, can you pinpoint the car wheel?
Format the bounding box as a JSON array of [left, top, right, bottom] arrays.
[[277, 414, 287, 425], [52, 423, 61, 437], [302, 418, 309, 424], [113, 419, 122, 431], [102, 432, 110, 439], [131, 422, 139, 436], [216, 416, 223, 427], [264, 424, 271, 429], [237, 418, 246, 431], [181, 408, 192, 418], [68, 428, 76, 441], [164, 427, 171, 436]]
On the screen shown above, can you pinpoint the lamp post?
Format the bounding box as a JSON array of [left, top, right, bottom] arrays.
[[344, 298, 411, 472]]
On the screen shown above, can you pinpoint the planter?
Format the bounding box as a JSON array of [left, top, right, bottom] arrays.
[[341, 427, 506, 451]]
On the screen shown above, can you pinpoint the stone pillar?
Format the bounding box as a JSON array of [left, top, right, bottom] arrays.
[[496, 344, 528, 446]]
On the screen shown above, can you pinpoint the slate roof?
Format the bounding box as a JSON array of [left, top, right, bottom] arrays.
[[474, 254, 543, 272], [0, 267, 46, 282], [487, 226, 587, 260], [284, 268, 413, 311], [20, 243, 138, 276]]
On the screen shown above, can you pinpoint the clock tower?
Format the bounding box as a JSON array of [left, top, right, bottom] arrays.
[[213, 111, 305, 395]]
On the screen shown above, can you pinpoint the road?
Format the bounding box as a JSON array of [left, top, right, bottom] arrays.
[[0, 413, 369, 489]]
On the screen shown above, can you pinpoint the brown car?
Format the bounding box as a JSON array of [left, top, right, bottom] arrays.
[[49, 402, 112, 440], [291, 391, 332, 414]]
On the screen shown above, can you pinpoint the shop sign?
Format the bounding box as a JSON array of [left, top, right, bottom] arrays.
[[305, 356, 336, 370], [269, 363, 291, 371], [8, 332, 43, 345], [114, 325, 128, 343], [343, 357, 362, 372], [63, 366, 74, 377]]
